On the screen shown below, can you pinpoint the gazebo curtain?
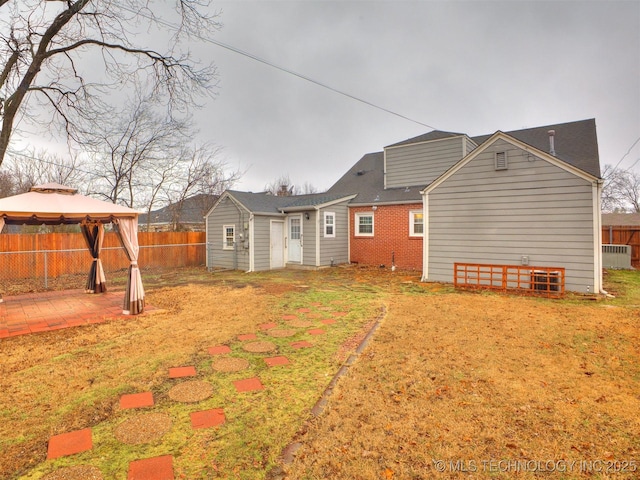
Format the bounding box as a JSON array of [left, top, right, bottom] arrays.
[[81, 222, 106, 293], [115, 217, 145, 315]]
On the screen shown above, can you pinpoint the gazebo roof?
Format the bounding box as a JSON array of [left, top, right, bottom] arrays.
[[0, 183, 138, 225]]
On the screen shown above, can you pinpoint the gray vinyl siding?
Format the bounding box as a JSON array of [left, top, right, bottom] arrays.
[[427, 139, 596, 293], [385, 136, 465, 189], [318, 202, 350, 266], [253, 215, 279, 271], [301, 211, 317, 266], [464, 136, 478, 156], [206, 198, 250, 271]]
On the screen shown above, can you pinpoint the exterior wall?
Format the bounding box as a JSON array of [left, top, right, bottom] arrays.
[[318, 201, 350, 266], [253, 214, 283, 271], [349, 203, 423, 270], [385, 136, 465, 188], [426, 138, 596, 292], [206, 197, 250, 271], [301, 211, 317, 266]]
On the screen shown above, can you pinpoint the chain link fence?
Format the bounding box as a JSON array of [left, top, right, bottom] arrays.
[[0, 243, 207, 295]]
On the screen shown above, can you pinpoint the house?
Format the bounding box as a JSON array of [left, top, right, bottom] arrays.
[[141, 193, 218, 231], [205, 190, 355, 271], [206, 119, 603, 293]]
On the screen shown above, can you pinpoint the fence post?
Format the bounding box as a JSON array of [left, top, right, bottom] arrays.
[[44, 250, 48, 289]]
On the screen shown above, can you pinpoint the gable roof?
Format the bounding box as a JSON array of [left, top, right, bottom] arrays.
[[386, 130, 466, 148], [326, 119, 601, 204], [471, 118, 600, 178], [219, 190, 354, 215], [326, 152, 423, 205]]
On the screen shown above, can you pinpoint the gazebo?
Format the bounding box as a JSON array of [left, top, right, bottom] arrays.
[[0, 183, 145, 315]]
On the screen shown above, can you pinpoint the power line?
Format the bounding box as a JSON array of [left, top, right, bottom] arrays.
[[119, 5, 438, 131], [611, 135, 640, 171]]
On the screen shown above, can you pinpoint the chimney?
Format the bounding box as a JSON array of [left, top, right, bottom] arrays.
[[548, 130, 556, 156]]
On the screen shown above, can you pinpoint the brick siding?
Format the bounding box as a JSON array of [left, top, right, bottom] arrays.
[[349, 204, 423, 270]]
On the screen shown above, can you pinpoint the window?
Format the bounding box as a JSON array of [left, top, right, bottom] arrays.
[[324, 212, 335, 237], [356, 212, 374, 236], [223, 225, 235, 250], [409, 210, 424, 237], [495, 151, 508, 170]]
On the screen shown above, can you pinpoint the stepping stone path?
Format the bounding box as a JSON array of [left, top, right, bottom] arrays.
[[208, 345, 231, 355], [264, 356, 290, 367], [120, 392, 154, 410], [167, 381, 213, 403], [47, 428, 92, 460], [43, 303, 349, 478], [168, 366, 196, 378], [128, 455, 174, 480]]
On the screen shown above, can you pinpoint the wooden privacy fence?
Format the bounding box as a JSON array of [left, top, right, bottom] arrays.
[[602, 226, 640, 268], [0, 231, 206, 280], [454, 263, 565, 297]]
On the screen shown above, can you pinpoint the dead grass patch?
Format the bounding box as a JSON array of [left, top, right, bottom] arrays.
[[286, 292, 640, 479], [41, 465, 103, 480]]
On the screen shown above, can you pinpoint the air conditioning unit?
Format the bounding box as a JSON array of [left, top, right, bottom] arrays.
[[602, 244, 632, 269]]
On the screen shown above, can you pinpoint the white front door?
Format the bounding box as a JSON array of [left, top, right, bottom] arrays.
[[270, 221, 285, 269], [287, 215, 302, 263]]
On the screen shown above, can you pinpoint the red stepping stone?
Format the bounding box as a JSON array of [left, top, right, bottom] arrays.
[[259, 322, 278, 330], [308, 328, 325, 336], [310, 302, 323, 307], [233, 377, 264, 392], [296, 308, 311, 313], [290, 340, 313, 349], [264, 356, 290, 367], [190, 408, 226, 429], [47, 428, 92, 459], [332, 311, 348, 317], [168, 366, 196, 378], [128, 454, 174, 480], [237, 333, 258, 341], [282, 314, 298, 321], [120, 392, 154, 409], [208, 345, 232, 355], [321, 319, 337, 325]]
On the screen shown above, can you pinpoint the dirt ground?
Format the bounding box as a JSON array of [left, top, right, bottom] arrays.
[[1, 267, 639, 479]]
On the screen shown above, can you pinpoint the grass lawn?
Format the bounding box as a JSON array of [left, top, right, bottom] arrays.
[[1, 267, 639, 479]]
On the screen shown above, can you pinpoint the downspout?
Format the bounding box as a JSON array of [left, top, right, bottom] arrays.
[[315, 208, 320, 267], [248, 213, 255, 273], [594, 180, 606, 294], [421, 191, 429, 282]]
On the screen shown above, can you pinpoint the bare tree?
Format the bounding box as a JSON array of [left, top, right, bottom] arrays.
[[0, 0, 219, 166], [602, 164, 640, 213], [264, 174, 318, 196], [163, 144, 241, 230], [4, 149, 88, 193], [84, 97, 190, 207]]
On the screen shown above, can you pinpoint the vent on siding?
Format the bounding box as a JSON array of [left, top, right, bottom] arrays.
[[495, 151, 508, 170]]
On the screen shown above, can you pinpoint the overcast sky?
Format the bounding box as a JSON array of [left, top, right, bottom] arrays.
[[188, 0, 639, 193]]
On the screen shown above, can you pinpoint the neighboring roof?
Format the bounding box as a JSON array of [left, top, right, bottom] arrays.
[[471, 118, 600, 178], [326, 152, 424, 205], [386, 130, 466, 148], [0, 183, 138, 225], [601, 212, 640, 226], [141, 193, 218, 225]]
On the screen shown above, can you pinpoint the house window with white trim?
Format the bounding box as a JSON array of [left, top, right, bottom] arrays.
[[223, 225, 235, 250], [356, 212, 374, 236], [409, 210, 424, 237], [324, 212, 335, 237]]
